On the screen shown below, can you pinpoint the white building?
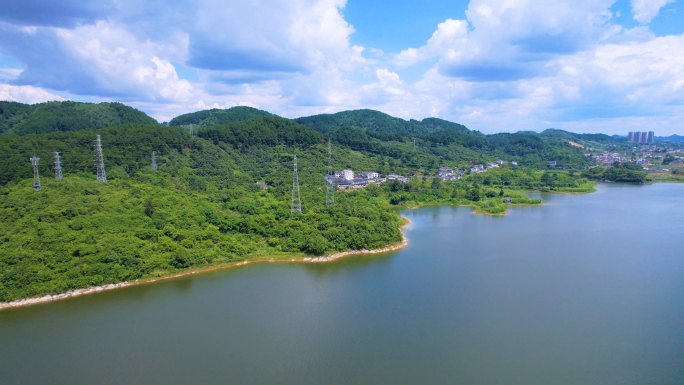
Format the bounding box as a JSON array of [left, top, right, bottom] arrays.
[[335, 170, 354, 180], [388, 173, 409, 183], [358, 171, 379, 179]]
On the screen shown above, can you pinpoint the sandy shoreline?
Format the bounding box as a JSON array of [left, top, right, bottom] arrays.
[[0, 220, 411, 311]]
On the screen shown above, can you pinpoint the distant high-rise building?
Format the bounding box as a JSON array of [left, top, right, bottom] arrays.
[[628, 131, 655, 143]]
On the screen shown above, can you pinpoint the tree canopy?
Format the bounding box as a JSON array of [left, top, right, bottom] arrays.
[[0, 101, 158, 135]]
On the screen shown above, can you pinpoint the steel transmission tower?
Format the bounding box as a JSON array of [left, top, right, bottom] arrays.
[[189, 123, 194, 138], [152, 151, 157, 172], [95, 135, 107, 182], [291, 155, 301, 214], [54, 152, 63, 180], [30, 156, 41, 190], [326, 137, 334, 205]]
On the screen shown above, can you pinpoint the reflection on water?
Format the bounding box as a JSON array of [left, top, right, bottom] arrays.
[[1, 183, 683, 385], [302, 251, 397, 277]]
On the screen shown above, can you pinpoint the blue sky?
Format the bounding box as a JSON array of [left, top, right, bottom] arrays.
[[0, 0, 683, 135]]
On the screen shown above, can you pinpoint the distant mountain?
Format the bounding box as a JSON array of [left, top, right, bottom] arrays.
[[540, 129, 625, 144], [169, 106, 273, 128], [0, 101, 158, 135], [655, 135, 684, 143], [293, 109, 461, 141]]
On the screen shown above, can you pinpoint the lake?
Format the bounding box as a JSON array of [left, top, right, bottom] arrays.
[[1, 183, 683, 384]]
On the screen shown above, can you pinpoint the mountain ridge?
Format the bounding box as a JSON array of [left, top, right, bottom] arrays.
[[0, 101, 158, 135]]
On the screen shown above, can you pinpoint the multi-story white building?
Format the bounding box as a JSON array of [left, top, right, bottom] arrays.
[[358, 171, 379, 179], [335, 170, 354, 180]]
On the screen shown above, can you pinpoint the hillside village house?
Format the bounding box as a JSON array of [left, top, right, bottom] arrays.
[[327, 170, 384, 189], [387, 173, 410, 183], [438, 167, 460, 181]]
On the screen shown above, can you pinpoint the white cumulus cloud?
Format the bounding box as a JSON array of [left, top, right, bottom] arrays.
[[631, 0, 675, 23], [0, 84, 66, 104]]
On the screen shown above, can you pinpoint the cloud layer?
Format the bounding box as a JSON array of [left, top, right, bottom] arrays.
[[0, 0, 682, 134]]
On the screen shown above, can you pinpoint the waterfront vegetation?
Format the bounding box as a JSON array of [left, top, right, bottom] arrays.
[[581, 162, 648, 183], [0, 176, 405, 302], [0, 103, 663, 302]]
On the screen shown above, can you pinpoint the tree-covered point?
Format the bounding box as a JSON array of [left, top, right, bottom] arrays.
[[582, 163, 647, 183], [0, 176, 403, 302], [0, 101, 158, 135], [168, 106, 273, 128]]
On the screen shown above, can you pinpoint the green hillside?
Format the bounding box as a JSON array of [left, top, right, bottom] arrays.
[[0, 101, 158, 135], [540, 128, 626, 146], [294, 109, 443, 140], [168, 106, 272, 128], [0, 110, 621, 302], [294, 110, 596, 168]]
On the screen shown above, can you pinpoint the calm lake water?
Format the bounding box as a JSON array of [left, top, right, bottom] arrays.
[[1, 183, 683, 384]]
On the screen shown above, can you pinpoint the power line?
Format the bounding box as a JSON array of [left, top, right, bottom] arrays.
[[291, 155, 301, 215], [95, 135, 107, 183], [54, 152, 63, 180]]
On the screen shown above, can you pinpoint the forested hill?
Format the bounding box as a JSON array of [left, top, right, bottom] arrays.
[[540, 129, 625, 144], [168, 106, 273, 128], [0, 114, 610, 302], [293, 109, 464, 141], [0, 101, 158, 135]]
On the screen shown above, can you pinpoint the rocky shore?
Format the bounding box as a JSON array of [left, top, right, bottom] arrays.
[[0, 282, 133, 310]]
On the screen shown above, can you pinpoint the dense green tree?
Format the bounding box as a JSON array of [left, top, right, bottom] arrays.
[[662, 154, 675, 165]]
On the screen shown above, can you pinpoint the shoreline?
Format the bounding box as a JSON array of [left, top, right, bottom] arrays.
[[400, 201, 545, 216], [0, 220, 411, 311]]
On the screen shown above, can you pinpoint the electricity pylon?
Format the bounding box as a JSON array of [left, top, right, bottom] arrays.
[[326, 137, 334, 205], [54, 152, 63, 180], [30, 156, 41, 190], [152, 151, 157, 172], [95, 135, 107, 182], [291, 155, 301, 214]]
